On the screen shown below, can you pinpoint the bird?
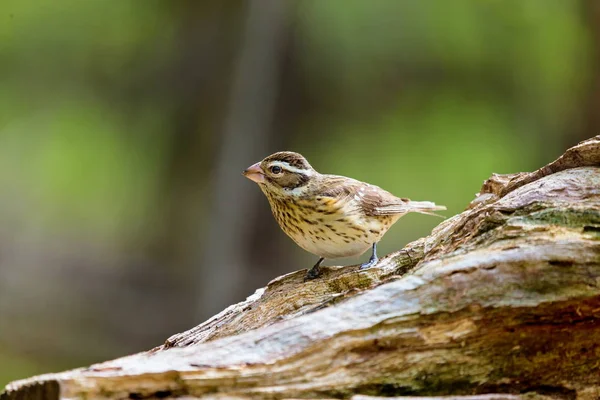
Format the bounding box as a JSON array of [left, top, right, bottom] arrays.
[[243, 151, 446, 280]]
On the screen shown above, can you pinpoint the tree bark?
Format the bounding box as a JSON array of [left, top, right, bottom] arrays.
[[3, 137, 600, 400]]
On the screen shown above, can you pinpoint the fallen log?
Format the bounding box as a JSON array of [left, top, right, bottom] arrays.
[[3, 137, 600, 400]]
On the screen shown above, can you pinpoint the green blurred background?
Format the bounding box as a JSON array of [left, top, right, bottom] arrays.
[[1, 0, 597, 388]]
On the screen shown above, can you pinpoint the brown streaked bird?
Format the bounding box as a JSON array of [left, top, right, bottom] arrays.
[[243, 151, 446, 280]]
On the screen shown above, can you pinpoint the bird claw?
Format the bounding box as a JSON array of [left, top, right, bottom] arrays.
[[359, 256, 379, 270], [304, 265, 321, 280]]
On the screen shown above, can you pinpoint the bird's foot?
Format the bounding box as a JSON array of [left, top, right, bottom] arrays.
[[304, 257, 324, 281], [304, 265, 321, 280], [359, 255, 379, 270], [359, 243, 379, 270]]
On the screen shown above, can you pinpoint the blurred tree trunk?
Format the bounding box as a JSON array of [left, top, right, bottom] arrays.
[[198, 0, 290, 318], [149, 0, 294, 321], [580, 0, 600, 145], [148, 0, 250, 324], [3, 137, 599, 400]]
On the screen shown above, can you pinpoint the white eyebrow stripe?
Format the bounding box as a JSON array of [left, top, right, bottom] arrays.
[[269, 161, 314, 176]]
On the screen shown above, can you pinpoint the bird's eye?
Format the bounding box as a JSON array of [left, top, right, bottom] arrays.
[[270, 165, 283, 174]]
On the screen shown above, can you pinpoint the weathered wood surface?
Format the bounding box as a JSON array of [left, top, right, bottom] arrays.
[[3, 136, 600, 400]]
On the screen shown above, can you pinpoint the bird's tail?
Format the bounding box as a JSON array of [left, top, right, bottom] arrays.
[[407, 201, 447, 218]]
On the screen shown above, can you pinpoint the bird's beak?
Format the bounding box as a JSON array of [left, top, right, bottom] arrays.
[[243, 162, 265, 183]]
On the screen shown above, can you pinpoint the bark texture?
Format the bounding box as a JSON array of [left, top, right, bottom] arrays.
[[3, 137, 600, 400]]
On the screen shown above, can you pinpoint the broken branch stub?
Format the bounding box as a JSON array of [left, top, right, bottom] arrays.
[[3, 136, 600, 400]]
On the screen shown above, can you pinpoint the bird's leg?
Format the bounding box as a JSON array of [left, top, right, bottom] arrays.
[[359, 243, 379, 270], [403, 248, 413, 265], [305, 257, 325, 280]]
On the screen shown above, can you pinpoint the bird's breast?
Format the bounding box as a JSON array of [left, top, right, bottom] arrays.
[[266, 195, 398, 259]]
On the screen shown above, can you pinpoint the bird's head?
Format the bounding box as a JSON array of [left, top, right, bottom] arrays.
[[243, 151, 316, 196]]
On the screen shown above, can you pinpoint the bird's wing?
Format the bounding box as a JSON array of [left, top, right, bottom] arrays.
[[320, 175, 445, 217], [374, 200, 446, 217], [319, 175, 409, 217]]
